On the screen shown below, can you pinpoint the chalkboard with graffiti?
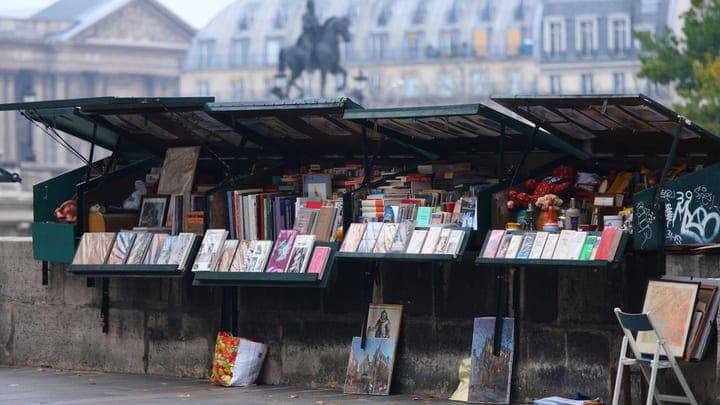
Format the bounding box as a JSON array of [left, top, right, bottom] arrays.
[[633, 164, 720, 250]]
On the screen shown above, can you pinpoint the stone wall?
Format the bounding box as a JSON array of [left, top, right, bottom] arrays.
[[1, 237, 716, 401]]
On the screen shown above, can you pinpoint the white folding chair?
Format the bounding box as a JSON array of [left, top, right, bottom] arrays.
[[612, 307, 697, 405]]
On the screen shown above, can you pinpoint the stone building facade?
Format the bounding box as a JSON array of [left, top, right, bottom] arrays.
[[0, 0, 194, 235]]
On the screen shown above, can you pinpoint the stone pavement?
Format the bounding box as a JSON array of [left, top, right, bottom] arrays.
[[0, 366, 462, 404]]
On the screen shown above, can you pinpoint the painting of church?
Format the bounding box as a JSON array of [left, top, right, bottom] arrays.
[[469, 317, 514, 404], [343, 336, 397, 395]]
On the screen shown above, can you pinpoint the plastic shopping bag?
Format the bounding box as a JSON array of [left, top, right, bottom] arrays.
[[210, 332, 267, 387]]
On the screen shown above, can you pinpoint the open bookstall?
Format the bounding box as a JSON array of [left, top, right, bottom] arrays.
[[476, 94, 720, 362]]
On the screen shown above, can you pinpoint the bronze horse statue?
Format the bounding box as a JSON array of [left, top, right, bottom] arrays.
[[277, 16, 351, 98]]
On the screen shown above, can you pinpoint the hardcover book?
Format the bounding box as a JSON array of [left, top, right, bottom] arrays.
[[229, 240, 252, 272], [155, 235, 177, 265], [540, 233, 560, 259], [504, 234, 524, 259], [595, 227, 623, 261], [215, 239, 240, 272], [168, 232, 197, 270], [552, 230, 577, 260], [307, 245, 331, 279], [481, 230, 505, 258], [434, 228, 452, 253], [340, 222, 367, 252], [106, 231, 138, 265], [515, 232, 536, 259], [405, 229, 428, 254], [126, 232, 153, 265], [242, 240, 274, 272], [578, 235, 598, 260], [286, 234, 315, 273], [566, 231, 588, 260], [72, 232, 116, 265], [415, 206, 432, 227], [143, 233, 169, 264], [191, 229, 229, 271], [357, 222, 383, 253], [389, 220, 414, 253], [528, 231, 549, 259], [494, 233, 514, 258], [373, 223, 399, 253], [420, 226, 443, 254], [445, 229, 465, 255], [266, 229, 299, 272]]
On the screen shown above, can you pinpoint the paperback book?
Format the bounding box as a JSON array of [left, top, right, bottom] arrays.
[[266, 229, 300, 272], [307, 245, 331, 279], [106, 231, 137, 265], [215, 239, 240, 272], [286, 235, 315, 273], [72, 232, 117, 265], [405, 229, 428, 254], [191, 229, 229, 271]]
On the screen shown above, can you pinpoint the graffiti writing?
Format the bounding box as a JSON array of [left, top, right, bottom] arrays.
[[664, 187, 720, 244], [634, 201, 655, 249]]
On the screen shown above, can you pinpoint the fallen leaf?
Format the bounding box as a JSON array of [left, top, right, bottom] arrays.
[[9, 384, 19, 387], [178, 394, 191, 399], [161, 382, 168, 385], [427, 394, 441, 398], [290, 394, 300, 398], [87, 378, 96, 385], [315, 401, 324, 404]]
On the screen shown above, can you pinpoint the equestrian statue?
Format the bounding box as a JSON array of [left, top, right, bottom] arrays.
[[276, 0, 351, 98]]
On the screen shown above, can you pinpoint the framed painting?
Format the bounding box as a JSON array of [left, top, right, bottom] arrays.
[[343, 337, 397, 395], [303, 174, 331, 201], [637, 279, 700, 357], [365, 304, 403, 340], [138, 194, 170, 228], [468, 317, 514, 404]]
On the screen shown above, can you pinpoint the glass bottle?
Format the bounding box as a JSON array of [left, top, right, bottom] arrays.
[[524, 203, 536, 231], [565, 197, 580, 231]]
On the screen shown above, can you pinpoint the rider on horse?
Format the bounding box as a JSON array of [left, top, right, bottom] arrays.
[[297, 0, 320, 71]]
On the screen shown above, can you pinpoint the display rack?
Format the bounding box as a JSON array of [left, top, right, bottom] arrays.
[[192, 242, 338, 288]]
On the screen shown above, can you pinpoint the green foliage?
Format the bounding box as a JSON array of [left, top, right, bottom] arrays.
[[636, 0, 720, 131]]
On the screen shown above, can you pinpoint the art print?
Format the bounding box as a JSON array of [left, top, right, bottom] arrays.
[[468, 317, 514, 404], [138, 194, 170, 228], [637, 279, 699, 357]]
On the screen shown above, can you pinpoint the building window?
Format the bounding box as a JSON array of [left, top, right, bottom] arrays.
[[473, 30, 488, 57], [265, 37, 282, 65], [405, 32, 423, 59], [481, 0, 495, 21], [230, 38, 250, 67], [613, 72, 626, 93], [506, 28, 521, 57], [198, 39, 215, 68], [232, 81, 244, 100], [608, 15, 629, 53], [544, 17, 566, 56], [550, 75, 562, 94], [439, 30, 460, 57], [404, 76, 419, 97], [471, 71, 487, 95], [576, 17, 598, 55], [641, 0, 659, 14], [369, 72, 383, 95], [370, 33, 388, 60], [377, 0, 392, 26], [581, 73, 594, 93], [197, 82, 209, 96], [446, 0, 463, 24], [438, 72, 455, 97], [509, 71, 521, 94], [273, 8, 287, 29], [412, 1, 426, 25], [347, 4, 359, 23]]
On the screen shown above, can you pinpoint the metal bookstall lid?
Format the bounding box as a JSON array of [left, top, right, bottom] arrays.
[[491, 94, 720, 156], [341, 103, 591, 160]]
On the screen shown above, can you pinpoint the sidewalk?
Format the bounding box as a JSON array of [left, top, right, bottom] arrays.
[[0, 366, 461, 404]]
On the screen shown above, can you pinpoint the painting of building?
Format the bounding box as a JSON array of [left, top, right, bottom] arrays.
[[469, 317, 514, 404]]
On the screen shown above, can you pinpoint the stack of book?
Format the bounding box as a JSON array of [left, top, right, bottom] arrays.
[[479, 227, 624, 261], [340, 222, 465, 256]]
